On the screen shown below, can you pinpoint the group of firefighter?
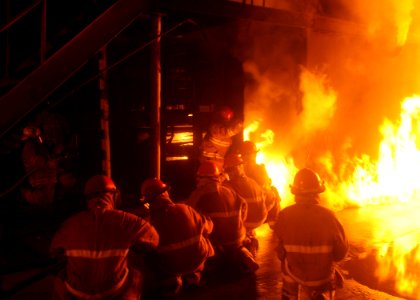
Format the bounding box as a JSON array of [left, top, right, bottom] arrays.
[[24, 108, 348, 300]]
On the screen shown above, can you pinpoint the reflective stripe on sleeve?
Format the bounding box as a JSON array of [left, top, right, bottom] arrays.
[[284, 245, 332, 254], [207, 211, 239, 218], [65, 249, 129, 258], [158, 235, 201, 253], [202, 151, 225, 160], [209, 137, 231, 147]]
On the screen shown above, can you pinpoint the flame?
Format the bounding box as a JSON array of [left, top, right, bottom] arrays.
[[336, 96, 420, 207], [393, 0, 415, 45], [245, 95, 420, 298]]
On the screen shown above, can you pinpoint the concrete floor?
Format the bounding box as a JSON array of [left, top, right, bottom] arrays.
[[2, 222, 408, 300]]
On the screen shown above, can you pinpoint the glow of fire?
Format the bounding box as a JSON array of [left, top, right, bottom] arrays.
[[246, 95, 420, 298], [391, 0, 414, 46], [338, 96, 420, 207]]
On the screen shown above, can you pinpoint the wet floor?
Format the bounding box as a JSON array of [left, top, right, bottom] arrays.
[[2, 206, 414, 300]]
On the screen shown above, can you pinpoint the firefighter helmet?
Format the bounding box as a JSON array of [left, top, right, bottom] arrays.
[[84, 175, 117, 196], [290, 168, 325, 195], [141, 178, 169, 201], [218, 105, 234, 122], [239, 141, 258, 156], [224, 153, 243, 171], [197, 160, 220, 177]]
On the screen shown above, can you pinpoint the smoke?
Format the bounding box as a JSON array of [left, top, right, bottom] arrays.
[[241, 0, 420, 181], [346, 0, 416, 46]]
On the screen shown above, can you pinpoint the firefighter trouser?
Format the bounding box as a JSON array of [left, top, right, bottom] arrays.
[[281, 273, 335, 300]]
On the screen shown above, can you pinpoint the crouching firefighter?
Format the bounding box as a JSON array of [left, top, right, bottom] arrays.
[[273, 168, 348, 300], [50, 175, 159, 300]]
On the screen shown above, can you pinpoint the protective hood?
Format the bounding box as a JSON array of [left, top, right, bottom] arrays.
[[87, 193, 115, 211]]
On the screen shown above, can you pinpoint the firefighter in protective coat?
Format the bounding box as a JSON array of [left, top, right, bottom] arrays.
[[238, 140, 281, 229], [199, 106, 243, 171], [140, 178, 215, 297], [50, 175, 159, 300], [273, 168, 348, 300], [187, 160, 259, 273], [223, 153, 269, 258]]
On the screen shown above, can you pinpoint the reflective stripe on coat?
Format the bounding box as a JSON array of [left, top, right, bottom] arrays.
[[273, 198, 348, 285], [224, 175, 267, 231], [149, 196, 214, 275], [51, 206, 159, 298], [187, 179, 247, 248]]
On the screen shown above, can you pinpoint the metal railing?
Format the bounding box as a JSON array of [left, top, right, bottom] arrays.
[[1, 0, 47, 83]]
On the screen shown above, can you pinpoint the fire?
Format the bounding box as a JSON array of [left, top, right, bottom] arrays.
[[240, 0, 420, 294], [244, 95, 420, 298], [335, 96, 420, 207]]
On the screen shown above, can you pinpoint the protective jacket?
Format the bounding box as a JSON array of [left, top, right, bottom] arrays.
[[243, 162, 280, 229], [148, 194, 214, 275], [22, 139, 58, 206], [51, 193, 159, 299], [199, 120, 242, 170], [244, 163, 271, 189], [273, 195, 348, 287], [224, 174, 267, 231], [187, 178, 247, 248]]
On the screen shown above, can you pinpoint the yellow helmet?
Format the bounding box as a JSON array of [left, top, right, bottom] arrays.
[[290, 168, 325, 195]]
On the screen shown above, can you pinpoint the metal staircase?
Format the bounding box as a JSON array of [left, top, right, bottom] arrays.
[[0, 0, 156, 143]]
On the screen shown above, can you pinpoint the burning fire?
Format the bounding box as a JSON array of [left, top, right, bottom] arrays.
[[244, 94, 420, 298], [240, 0, 420, 295]]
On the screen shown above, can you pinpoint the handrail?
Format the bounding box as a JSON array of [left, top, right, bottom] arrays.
[[0, 0, 42, 34]]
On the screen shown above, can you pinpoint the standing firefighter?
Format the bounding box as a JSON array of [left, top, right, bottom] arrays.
[[199, 105, 243, 171], [50, 175, 159, 300], [187, 160, 259, 273], [140, 178, 214, 297], [273, 168, 348, 300]]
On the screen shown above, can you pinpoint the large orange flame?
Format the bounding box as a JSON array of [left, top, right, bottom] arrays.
[[245, 94, 420, 298]]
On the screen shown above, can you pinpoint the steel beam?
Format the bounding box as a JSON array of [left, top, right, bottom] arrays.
[[0, 0, 152, 138]]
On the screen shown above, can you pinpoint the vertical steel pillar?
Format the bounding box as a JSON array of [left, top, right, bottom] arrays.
[[40, 0, 47, 63], [151, 14, 162, 178], [99, 48, 112, 177], [4, 0, 11, 79]]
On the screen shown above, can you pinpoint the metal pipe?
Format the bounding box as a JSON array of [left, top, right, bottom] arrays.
[[150, 14, 162, 178]]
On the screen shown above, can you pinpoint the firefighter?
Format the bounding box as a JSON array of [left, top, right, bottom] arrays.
[[239, 140, 281, 229], [21, 125, 58, 207], [187, 160, 259, 273], [50, 175, 159, 300], [140, 178, 215, 297], [238, 141, 270, 188], [199, 105, 243, 171], [20, 112, 78, 209], [273, 168, 348, 300], [223, 153, 268, 258]]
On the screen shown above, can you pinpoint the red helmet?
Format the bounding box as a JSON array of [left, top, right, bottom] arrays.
[[224, 153, 243, 171], [84, 175, 117, 197], [141, 178, 169, 201], [239, 141, 258, 156], [290, 168, 325, 195], [218, 106, 234, 122], [197, 160, 220, 177]]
